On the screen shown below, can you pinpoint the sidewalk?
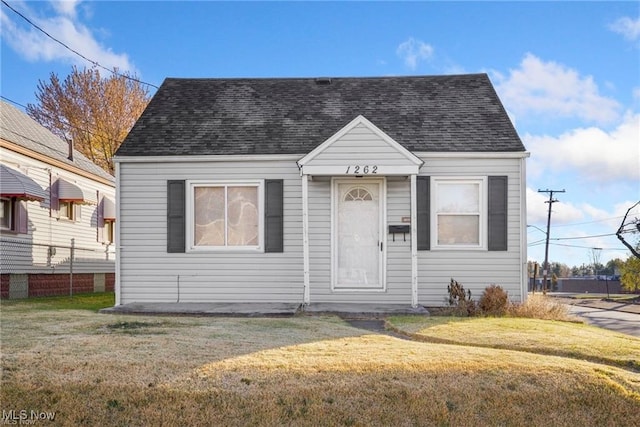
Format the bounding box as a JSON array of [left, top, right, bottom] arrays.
[[568, 299, 640, 315], [547, 293, 640, 315]]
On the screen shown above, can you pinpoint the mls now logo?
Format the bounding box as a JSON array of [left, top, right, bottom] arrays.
[[2, 410, 56, 424]]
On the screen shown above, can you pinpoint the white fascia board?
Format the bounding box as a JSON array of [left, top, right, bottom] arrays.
[[301, 164, 420, 176], [113, 153, 303, 163], [297, 115, 424, 167], [414, 151, 531, 159]]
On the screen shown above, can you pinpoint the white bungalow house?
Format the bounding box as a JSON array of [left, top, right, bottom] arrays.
[[0, 101, 116, 298], [113, 74, 529, 309]]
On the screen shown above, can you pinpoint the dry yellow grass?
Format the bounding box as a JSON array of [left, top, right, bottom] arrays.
[[1, 301, 639, 426]]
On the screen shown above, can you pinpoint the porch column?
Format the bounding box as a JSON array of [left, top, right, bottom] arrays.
[[301, 174, 310, 304], [410, 174, 418, 307]]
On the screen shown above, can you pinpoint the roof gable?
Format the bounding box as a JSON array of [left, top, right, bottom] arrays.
[[298, 115, 423, 175], [117, 74, 526, 157]]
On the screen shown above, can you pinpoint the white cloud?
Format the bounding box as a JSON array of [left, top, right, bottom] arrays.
[[50, 0, 82, 18], [495, 53, 621, 124], [524, 112, 640, 182], [633, 87, 640, 100], [526, 187, 584, 225], [1, 1, 134, 72], [396, 37, 433, 70], [609, 16, 640, 41]]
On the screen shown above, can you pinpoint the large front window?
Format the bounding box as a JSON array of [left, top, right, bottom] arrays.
[[189, 182, 261, 250], [432, 177, 486, 249]]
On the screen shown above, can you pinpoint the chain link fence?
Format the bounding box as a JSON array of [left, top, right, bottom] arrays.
[[1, 237, 115, 299]]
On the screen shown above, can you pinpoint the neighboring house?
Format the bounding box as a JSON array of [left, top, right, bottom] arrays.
[[114, 74, 529, 308], [0, 101, 116, 299]]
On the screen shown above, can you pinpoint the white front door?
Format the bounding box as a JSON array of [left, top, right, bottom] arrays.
[[333, 179, 385, 290]]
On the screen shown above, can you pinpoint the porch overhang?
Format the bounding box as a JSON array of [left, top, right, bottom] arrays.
[[57, 178, 97, 205], [102, 196, 116, 220], [0, 164, 46, 202], [298, 115, 422, 308], [300, 164, 421, 177]]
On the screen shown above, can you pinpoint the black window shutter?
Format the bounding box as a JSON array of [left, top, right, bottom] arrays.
[[264, 179, 284, 253], [97, 192, 105, 243], [167, 180, 186, 253], [50, 174, 59, 218], [416, 176, 430, 250], [17, 200, 28, 234], [488, 176, 508, 251]]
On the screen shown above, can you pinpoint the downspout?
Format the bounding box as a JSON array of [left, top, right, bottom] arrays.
[[520, 155, 529, 302], [410, 174, 418, 307], [114, 159, 121, 306], [301, 173, 310, 305]]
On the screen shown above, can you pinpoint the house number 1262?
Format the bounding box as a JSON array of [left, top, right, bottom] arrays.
[[346, 165, 378, 174]]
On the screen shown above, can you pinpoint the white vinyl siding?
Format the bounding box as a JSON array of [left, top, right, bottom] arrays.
[[417, 156, 525, 305], [308, 177, 412, 304], [117, 154, 525, 306], [0, 148, 116, 275], [117, 159, 302, 304], [309, 123, 412, 166]]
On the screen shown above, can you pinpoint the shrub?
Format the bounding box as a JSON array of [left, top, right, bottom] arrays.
[[478, 285, 509, 316], [508, 294, 573, 321], [446, 279, 476, 316]]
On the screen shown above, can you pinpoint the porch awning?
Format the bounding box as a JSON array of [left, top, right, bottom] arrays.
[[0, 164, 46, 201], [102, 197, 116, 220], [57, 178, 97, 205]]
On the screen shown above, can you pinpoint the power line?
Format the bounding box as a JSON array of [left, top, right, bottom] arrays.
[[1, 0, 159, 89], [538, 188, 565, 294], [548, 242, 629, 251]]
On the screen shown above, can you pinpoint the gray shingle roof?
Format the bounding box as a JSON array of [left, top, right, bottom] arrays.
[[1, 101, 114, 183], [117, 74, 525, 157]]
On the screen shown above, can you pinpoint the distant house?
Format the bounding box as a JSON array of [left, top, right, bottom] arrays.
[[0, 101, 116, 298], [114, 74, 529, 308]]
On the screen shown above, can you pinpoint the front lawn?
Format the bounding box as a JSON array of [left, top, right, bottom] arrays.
[[1, 294, 639, 426]]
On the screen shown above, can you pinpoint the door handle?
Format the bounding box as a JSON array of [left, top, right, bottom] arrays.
[[380, 241, 384, 251]]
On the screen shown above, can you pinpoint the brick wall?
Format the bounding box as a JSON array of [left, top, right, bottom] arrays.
[[105, 273, 115, 292], [1, 274, 9, 299], [0, 273, 115, 299]]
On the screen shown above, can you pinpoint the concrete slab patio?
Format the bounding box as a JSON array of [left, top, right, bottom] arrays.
[[100, 302, 429, 317], [100, 302, 301, 317]]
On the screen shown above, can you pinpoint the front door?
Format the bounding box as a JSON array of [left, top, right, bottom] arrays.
[[333, 179, 385, 290]]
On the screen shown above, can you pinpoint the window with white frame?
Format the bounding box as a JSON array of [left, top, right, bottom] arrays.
[[104, 219, 115, 244], [189, 181, 261, 250], [59, 200, 75, 220], [0, 197, 13, 230], [432, 177, 486, 249]]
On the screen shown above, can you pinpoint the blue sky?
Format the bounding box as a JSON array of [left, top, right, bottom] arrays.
[[1, 1, 639, 268]]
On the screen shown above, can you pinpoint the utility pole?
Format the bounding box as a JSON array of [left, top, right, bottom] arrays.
[[538, 189, 565, 294]]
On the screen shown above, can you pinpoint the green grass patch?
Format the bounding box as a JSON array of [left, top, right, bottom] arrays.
[[1, 292, 114, 312], [387, 315, 640, 371]]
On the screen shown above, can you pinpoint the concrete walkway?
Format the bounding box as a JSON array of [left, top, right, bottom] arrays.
[[545, 295, 640, 337], [566, 304, 640, 337]]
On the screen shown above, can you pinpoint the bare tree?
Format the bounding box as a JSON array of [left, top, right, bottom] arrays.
[[616, 201, 640, 259], [27, 66, 150, 174]]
